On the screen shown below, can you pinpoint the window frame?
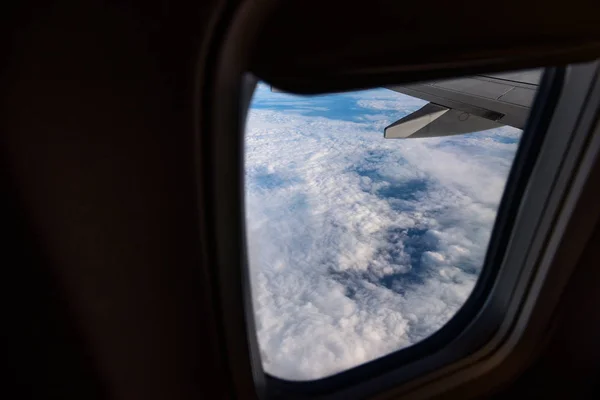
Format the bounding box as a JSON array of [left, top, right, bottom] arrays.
[[242, 66, 561, 389], [197, 3, 600, 398]]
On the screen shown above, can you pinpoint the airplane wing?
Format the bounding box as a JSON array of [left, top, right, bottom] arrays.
[[384, 70, 541, 139]]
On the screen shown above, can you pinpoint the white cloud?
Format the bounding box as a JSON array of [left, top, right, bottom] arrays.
[[356, 98, 426, 111], [244, 87, 522, 381]]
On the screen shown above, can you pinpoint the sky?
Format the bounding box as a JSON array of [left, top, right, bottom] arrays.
[[244, 83, 522, 381]]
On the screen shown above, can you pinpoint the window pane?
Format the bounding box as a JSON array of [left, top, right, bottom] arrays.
[[244, 74, 538, 381]]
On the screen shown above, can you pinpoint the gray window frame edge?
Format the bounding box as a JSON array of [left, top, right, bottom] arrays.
[[199, 4, 600, 397]]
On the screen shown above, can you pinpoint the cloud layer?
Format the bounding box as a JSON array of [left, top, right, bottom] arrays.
[[245, 84, 522, 380]]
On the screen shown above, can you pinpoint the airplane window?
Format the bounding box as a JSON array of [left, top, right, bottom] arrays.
[[244, 72, 542, 381]]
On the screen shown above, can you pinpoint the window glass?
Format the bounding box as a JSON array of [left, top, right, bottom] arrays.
[[244, 74, 539, 381]]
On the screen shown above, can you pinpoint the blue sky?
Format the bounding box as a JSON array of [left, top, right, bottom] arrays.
[[244, 83, 521, 381]]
